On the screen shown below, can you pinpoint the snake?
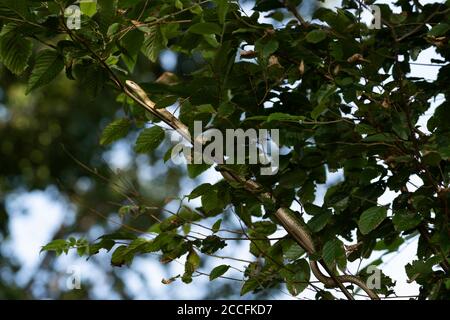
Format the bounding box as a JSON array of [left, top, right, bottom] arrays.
[[275, 207, 380, 300], [124, 80, 380, 300]]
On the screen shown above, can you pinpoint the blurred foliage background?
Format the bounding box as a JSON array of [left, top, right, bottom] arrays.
[[0, 43, 213, 300], [0, 0, 322, 300]]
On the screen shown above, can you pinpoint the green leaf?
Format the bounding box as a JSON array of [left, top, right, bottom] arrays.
[[355, 123, 377, 135], [189, 183, 212, 199], [100, 119, 132, 146], [41, 239, 68, 254], [215, 0, 229, 24], [306, 29, 327, 43], [187, 163, 211, 178], [428, 23, 450, 37], [262, 39, 278, 58], [218, 102, 235, 117], [0, 23, 32, 75], [175, 0, 183, 9], [120, 29, 144, 72], [267, 112, 304, 123], [285, 259, 310, 296], [304, 203, 327, 216], [422, 151, 442, 166], [0, 0, 30, 18], [90, 240, 115, 255], [358, 206, 387, 235], [27, 50, 64, 94], [196, 104, 216, 113], [268, 11, 285, 22], [392, 210, 421, 231], [297, 180, 316, 204], [363, 133, 397, 142], [80, 1, 97, 17], [160, 216, 183, 232], [73, 62, 108, 97], [240, 278, 259, 295], [111, 245, 129, 266], [253, 0, 284, 11], [307, 211, 332, 232], [134, 126, 165, 153], [311, 85, 336, 119], [97, 0, 117, 33], [188, 22, 223, 35], [111, 238, 154, 267], [203, 34, 220, 48], [252, 221, 277, 236], [201, 235, 227, 254], [322, 238, 346, 270], [405, 257, 440, 282], [201, 189, 220, 213], [279, 169, 307, 188], [245, 113, 305, 123], [283, 242, 306, 260], [212, 219, 222, 233], [185, 249, 201, 273], [391, 112, 409, 139], [209, 264, 230, 280], [141, 26, 167, 63], [189, 4, 203, 15], [99, 231, 137, 241]]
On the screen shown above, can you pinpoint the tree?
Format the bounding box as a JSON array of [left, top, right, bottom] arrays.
[[1, 0, 449, 300]]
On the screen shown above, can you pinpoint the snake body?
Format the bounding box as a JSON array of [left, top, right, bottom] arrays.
[[124, 80, 380, 300], [275, 207, 380, 300], [125, 80, 192, 140]]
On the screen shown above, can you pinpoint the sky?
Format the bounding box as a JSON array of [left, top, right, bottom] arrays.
[[2, 0, 446, 300]]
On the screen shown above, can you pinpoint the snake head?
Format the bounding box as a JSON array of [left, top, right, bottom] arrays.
[[125, 80, 139, 90], [125, 80, 149, 103]]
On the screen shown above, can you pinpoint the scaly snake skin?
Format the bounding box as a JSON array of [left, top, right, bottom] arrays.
[[275, 207, 380, 300], [124, 80, 380, 300]]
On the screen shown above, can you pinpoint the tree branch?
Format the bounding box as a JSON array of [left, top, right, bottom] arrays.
[[282, 1, 309, 27]]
